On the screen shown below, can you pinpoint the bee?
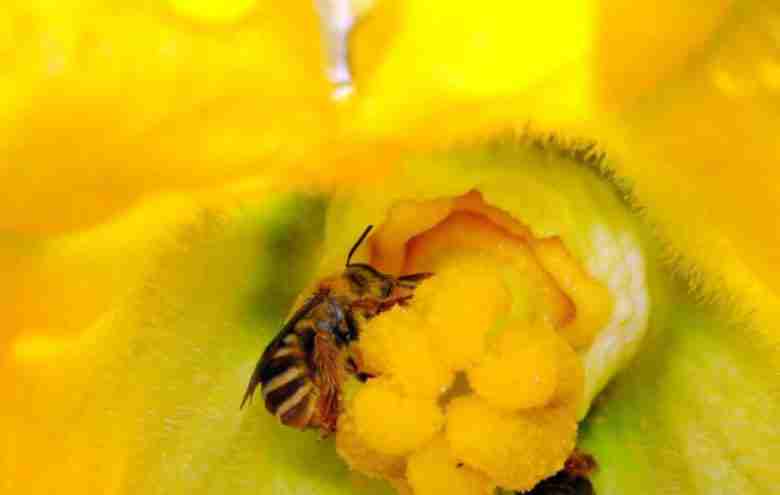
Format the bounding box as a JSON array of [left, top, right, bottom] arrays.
[[240, 225, 433, 434]]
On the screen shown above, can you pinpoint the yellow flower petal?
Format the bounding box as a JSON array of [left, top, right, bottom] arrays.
[[597, 0, 780, 351], [1, 188, 332, 494], [0, 1, 335, 233], [169, 0, 258, 23], [2, 1, 779, 494], [596, 0, 734, 108], [346, 0, 596, 144]]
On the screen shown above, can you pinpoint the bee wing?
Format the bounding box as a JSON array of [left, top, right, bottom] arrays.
[[240, 292, 325, 409]]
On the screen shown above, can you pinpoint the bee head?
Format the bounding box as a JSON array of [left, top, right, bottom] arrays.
[[344, 263, 395, 298], [341, 225, 433, 300], [342, 225, 394, 298]]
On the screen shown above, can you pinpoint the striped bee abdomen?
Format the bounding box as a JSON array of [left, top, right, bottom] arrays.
[[259, 330, 317, 429]]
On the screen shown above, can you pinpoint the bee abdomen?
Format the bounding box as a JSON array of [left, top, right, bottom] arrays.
[[260, 338, 316, 428], [259, 354, 298, 383], [263, 374, 315, 428], [264, 374, 308, 411], [277, 380, 316, 428]]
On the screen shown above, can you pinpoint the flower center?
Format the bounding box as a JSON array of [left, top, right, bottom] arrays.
[[335, 190, 615, 493]]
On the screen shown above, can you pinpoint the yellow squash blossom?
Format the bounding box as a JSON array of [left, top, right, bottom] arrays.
[[1, 1, 779, 494]]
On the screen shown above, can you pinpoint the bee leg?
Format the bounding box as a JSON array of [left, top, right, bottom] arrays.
[[320, 408, 339, 436], [345, 359, 374, 382], [350, 298, 381, 312], [356, 371, 375, 383], [312, 331, 344, 434], [316, 382, 340, 436], [564, 449, 597, 477], [378, 294, 413, 311], [346, 350, 376, 382], [397, 271, 435, 289], [350, 298, 386, 320], [395, 295, 414, 306], [312, 388, 340, 437]]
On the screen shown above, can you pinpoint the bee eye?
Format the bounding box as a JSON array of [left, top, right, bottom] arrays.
[[380, 283, 393, 298], [349, 272, 366, 288]]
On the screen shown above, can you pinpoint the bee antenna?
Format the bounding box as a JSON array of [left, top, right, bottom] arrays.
[[346, 225, 373, 266]]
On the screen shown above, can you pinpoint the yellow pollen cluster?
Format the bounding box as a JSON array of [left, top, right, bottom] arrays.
[[336, 193, 612, 494], [467, 325, 560, 411], [411, 256, 511, 371], [352, 379, 445, 456], [358, 305, 453, 398], [406, 436, 496, 495], [336, 251, 600, 493], [446, 396, 577, 490]]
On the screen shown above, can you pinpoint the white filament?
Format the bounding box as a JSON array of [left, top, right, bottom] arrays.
[[579, 224, 650, 419]]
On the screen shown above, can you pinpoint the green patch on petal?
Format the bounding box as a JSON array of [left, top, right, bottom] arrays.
[[581, 275, 780, 494], [1, 191, 395, 494], [244, 193, 328, 329]]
